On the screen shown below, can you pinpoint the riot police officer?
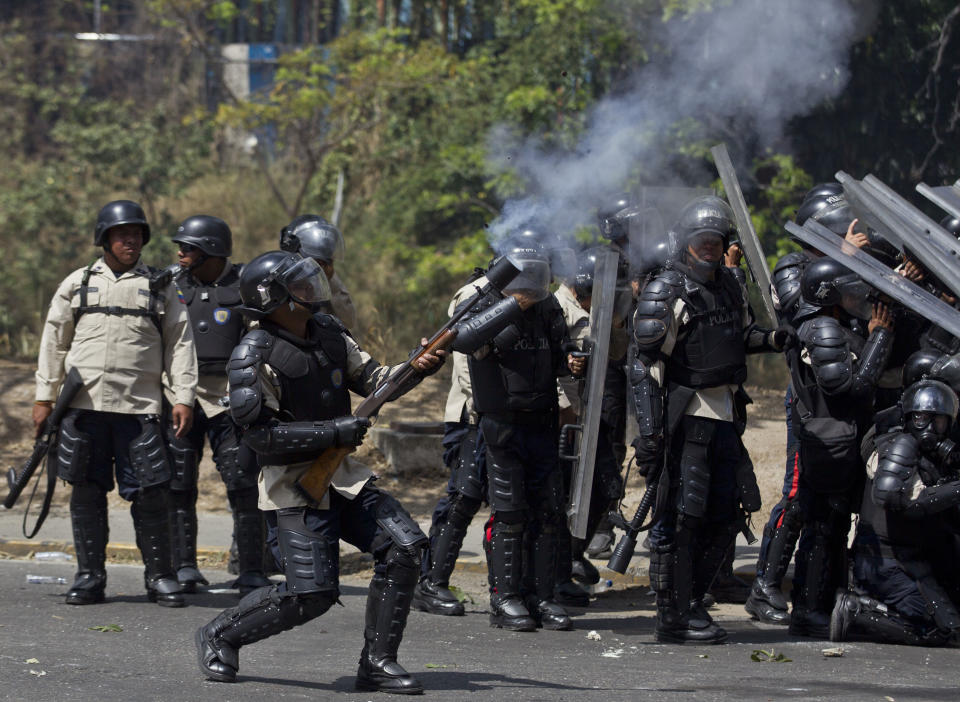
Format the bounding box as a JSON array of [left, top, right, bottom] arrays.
[[34, 200, 197, 607], [195, 251, 443, 693], [414, 266, 489, 617], [746, 183, 858, 623], [554, 246, 630, 603], [279, 214, 357, 329], [831, 379, 960, 646], [463, 237, 582, 632], [787, 257, 895, 638], [632, 195, 785, 643], [164, 215, 271, 595]]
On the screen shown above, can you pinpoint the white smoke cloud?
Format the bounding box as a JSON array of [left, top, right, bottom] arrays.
[[486, 0, 878, 249]]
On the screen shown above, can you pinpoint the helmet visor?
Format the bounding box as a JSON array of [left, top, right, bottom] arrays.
[[837, 276, 873, 320], [279, 257, 332, 305], [909, 411, 950, 435], [503, 257, 551, 302], [291, 221, 345, 262]]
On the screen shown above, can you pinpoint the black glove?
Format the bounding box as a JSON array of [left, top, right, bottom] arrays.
[[772, 325, 796, 351], [333, 416, 371, 447], [631, 434, 663, 477]]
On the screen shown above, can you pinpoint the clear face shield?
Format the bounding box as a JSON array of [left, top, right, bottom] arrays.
[[278, 256, 332, 310], [290, 221, 345, 263], [836, 275, 873, 320], [626, 206, 669, 277], [502, 256, 551, 303]]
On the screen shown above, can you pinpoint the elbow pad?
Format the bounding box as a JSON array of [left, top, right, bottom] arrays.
[[243, 420, 339, 458], [851, 327, 893, 397], [451, 296, 522, 354]]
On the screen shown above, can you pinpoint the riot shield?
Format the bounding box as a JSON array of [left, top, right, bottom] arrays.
[[566, 248, 618, 540], [784, 219, 960, 339], [711, 143, 778, 325], [917, 179, 960, 220], [836, 171, 960, 297]]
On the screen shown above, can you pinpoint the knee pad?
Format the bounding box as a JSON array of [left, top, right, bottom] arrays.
[[129, 415, 172, 488], [447, 492, 482, 529], [167, 438, 199, 492], [276, 509, 340, 595], [57, 411, 92, 484], [492, 509, 527, 527], [134, 485, 168, 513], [382, 543, 420, 585], [373, 491, 429, 556]]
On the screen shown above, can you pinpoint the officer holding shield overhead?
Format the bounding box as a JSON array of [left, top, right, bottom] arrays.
[[34, 200, 197, 607]]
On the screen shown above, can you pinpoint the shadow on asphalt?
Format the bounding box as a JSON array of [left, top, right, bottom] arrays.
[[373, 670, 600, 693]]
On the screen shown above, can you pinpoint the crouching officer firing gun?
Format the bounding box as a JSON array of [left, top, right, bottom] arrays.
[[5, 367, 84, 536]]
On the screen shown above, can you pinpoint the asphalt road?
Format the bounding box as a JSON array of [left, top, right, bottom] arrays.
[[1, 558, 957, 701]]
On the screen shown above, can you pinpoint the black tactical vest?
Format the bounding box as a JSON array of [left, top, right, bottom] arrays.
[[179, 266, 245, 375], [470, 297, 567, 414], [667, 269, 747, 389], [263, 317, 351, 423]]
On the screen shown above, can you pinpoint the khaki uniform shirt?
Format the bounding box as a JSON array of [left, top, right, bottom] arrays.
[[328, 271, 358, 331], [442, 277, 489, 424], [36, 257, 197, 413], [256, 330, 399, 511]]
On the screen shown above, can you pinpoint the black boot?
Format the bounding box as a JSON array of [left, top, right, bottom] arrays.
[[133, 488, 185, 608], [554, 519, 590, 607], [651, 548, 726, 644], [414, 493, 478, 617], [169, 489, 208, 593], [789, 516, 843, 639], [228, 488, 272, 595], [571, 536, 600, 586], [830, 590, 946, 646], [487, 520, 536, 631], [197, 584, 335, 682], [525, 520, 571, 630], [356, 555, 423, 694], [66, 483, 108, 605], [412, 579, 465, 616], [745, 580, 791, 624]]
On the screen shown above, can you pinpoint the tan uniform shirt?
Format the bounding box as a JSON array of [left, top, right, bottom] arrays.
[[36, 257, 197, 413], [442, 277, 489, 424], [651, 280, 755, 422], [328, 271, 358, 331], [256, 331, 399, 511]]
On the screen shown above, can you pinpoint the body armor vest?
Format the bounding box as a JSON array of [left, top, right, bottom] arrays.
[[180, 266, 245, 375], [470, 298, 566, 414], [667, 269, 747, 388], [265, 317, 351, 423]]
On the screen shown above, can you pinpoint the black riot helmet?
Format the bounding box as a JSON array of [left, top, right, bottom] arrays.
[[941, 214, 960, 237], [597, 194, 635, 242], [672, 195, 736, 277], [172, 215, 233, 258], [498, 237, 551, 303], [237, 250, 332, 319], [280, 214, 345, 264], [796, 183, 852, 236], [94, 200, 150, 246], [800, 257, 873, 319], [573, 246, 632, 318], [901, 379, 959, 450], [903, 349, 942, 388]]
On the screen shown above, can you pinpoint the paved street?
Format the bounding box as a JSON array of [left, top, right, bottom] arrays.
[[1, 554, 957, 702]]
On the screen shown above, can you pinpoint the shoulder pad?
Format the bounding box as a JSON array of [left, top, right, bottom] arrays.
[[773, 251, 809, 274], [641, 269, 684, 301], [149, 264, 180, 294], [799, 316, 849, 349], [315, 312, 349, 335], [227, 329, 274, 426], [873, 432, 919, 509]]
